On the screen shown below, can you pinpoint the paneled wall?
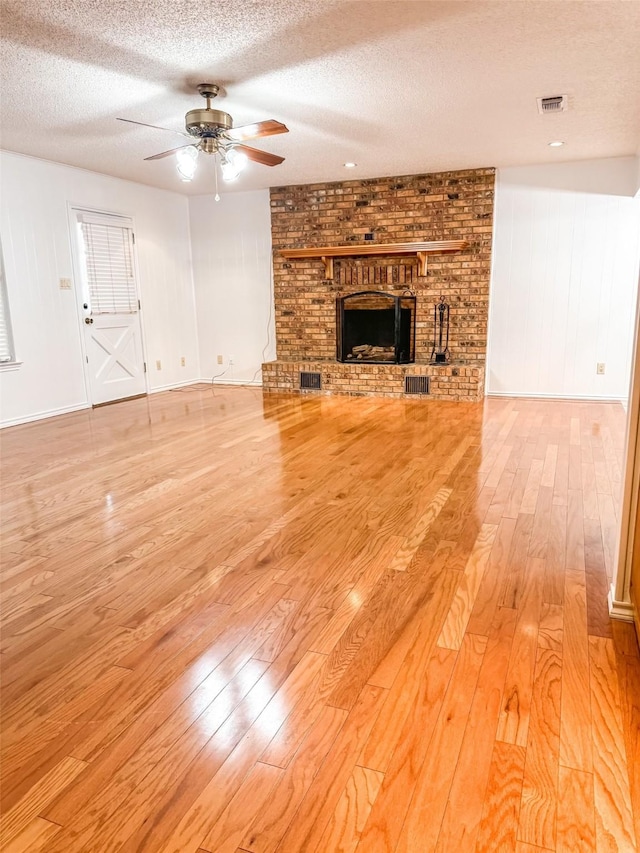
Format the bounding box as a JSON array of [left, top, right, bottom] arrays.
[[189, 191, 275, 384], [488, 159, 640, 399], [0, 151, 199, 425]]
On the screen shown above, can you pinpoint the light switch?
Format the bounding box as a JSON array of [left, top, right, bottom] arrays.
[[59, 277, 72, 290]]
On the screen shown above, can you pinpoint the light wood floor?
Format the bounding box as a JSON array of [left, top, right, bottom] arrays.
[[1, 386, 639, 853]]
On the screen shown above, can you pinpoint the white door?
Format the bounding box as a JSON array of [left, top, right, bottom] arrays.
[[74, 211, 146, 405]]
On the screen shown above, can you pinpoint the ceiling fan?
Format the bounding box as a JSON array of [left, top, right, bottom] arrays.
[[117, 83, 288, 183]]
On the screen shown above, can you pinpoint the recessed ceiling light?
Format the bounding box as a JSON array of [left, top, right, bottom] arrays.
[[344, 162, 357, 168], [548, 141, 565, 147]]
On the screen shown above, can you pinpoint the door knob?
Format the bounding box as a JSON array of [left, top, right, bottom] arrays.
[[85, 317, 93, 324]]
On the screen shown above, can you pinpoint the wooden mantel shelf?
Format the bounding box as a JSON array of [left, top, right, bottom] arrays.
[[280, 240, 469, 278]]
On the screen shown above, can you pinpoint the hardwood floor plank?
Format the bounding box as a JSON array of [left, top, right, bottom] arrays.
[[582, 462, 600, 521], [197, 762, 284, 853], [505, 467, 531, 520], [242, 705, 347, 853], [325, 563, 438, 710], [499, 513, 535, 610], [353, 643, 456, 852], [362, 635, 457, 771], [518, 645, 562, 848], [589, 636, 636, 852], [316, 765, 385, 853], [597, 492, 618, 581], [435, 606, 517, 853], [1, 817, 62, 853], [553, 443, 570, 507], [560, 568, 593, 773], [521, 459, 544, 515], [566, 488, 586, 571], [387, 486, 452, 572], [0, 756, 86, 847], [0, 663, 133, 812], [496, 557, 544, 747], [474, 741, 527, 853], [485, 467, 516, 525], [584, 517, 614, 639], [613, 644, 640, 849], [393, 633, 488, 853], [359, 569, 459, 773], [557, 766, 596, 852], [437, 522, 498, 650], [544, 503, 567, 606], [466, 516, 517, 636], [541, 444, 558, 489], [272, 684, 387, 853]]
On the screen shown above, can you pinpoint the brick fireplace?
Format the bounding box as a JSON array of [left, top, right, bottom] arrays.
[[262, 167, 495, 401]]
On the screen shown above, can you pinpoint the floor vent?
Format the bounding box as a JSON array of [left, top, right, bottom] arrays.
[[405, 375, 430, 395], [300, 371, 321, 390]]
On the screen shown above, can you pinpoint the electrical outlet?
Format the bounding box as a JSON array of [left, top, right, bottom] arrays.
[[597, 362, 605, 375], [217, 354, 223, 365], [59, 277, 72, 290], [156, 359, 162, 370], [180, 356, 186, 367], [228, 357, 234, 366]]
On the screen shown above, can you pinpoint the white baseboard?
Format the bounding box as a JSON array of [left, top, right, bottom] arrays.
[[206, 377, 263, 387], [487, 391, 626, 402], [608, 586, 635, 622], [0, 402, 90, 429], [147, 378, 204, 394]]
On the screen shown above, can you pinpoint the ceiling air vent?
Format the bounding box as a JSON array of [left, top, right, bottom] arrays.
[[537, 95, 568, 114]]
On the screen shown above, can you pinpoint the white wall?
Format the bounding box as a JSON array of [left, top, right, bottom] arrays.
[[0, 151, 199, 426], [488, 157, 640, 399], [189, 190, 275, 384]]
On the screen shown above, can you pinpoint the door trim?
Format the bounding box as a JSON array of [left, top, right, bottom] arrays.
[[611, 268, 640, 627]]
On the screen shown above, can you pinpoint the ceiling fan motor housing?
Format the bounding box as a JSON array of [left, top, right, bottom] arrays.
[[185, 108, 233, 138]]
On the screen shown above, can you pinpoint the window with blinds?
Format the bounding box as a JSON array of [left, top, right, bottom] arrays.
[[0, 242, 15, 363], [78, 214, 138, 314]]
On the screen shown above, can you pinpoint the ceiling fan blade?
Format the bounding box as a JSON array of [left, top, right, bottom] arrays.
[[225, 120, 289, 142], [144, 144, 196, 161], [117, 117, 190, 139], [234, 144, 285, 167]]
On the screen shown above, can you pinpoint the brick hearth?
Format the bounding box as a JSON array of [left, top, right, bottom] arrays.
[[262, 167, 495, 401]]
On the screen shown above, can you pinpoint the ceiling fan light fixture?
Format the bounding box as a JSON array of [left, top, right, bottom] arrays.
[[220, 148, 248, 182], [176, 145, 199, 181], [126, 84, 288, 181]]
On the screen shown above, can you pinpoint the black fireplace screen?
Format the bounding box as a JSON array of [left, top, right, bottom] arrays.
[[336, 290, 416, 364]]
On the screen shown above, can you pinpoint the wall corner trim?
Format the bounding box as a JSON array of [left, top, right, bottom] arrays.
[[608, 585, 635, 622]]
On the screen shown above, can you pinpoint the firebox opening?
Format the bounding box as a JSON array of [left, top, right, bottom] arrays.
[[336, 291, 416, 364]]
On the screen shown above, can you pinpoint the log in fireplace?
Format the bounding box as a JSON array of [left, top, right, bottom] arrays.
[[336, 290, 416, 364]]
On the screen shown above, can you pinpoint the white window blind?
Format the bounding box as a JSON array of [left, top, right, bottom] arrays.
[[78, 214, 138, 314], [0, 244, 14, 362]]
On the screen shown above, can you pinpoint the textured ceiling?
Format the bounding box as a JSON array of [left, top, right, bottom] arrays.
[[1, 0, 639, 195]]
